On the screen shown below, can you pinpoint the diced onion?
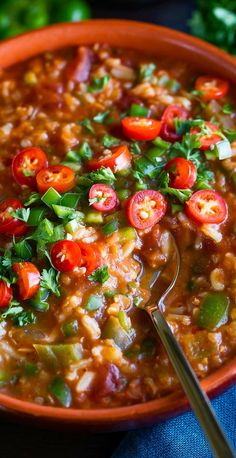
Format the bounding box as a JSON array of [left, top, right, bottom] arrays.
[[201, 224, 222, 243], [215, 139, 232, 160]]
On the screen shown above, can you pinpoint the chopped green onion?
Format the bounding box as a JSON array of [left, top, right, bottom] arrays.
[[88, 75, 110, 93], [64, 218, 81, 235], [102, 220, 118, 236], [102, 134, 119, 148], [85, 294, 103, 311], [62, 320, 79, 337], [60, 193, 80, 208], [84, 210, 104, 224], [41, 187, 61, 207], [198, 292, 229, 330], [116, 189, 131, 200], [129, 103, 149, 117], [118, 311, 131, 332], [130, 142, 142, 155], [119, 227, 137, 243], [215, 139, 232, 160], [80, 118, 95, 134], [78, 142, 93, 160], [27, 207, 47, 226], [49, 376, 72, 408], [93, 111, 110, 124]]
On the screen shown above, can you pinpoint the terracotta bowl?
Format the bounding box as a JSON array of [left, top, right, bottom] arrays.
[[0, 20, 235, 430]]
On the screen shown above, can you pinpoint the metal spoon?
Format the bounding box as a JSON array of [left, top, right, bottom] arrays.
[[144, 233, 235, 458]]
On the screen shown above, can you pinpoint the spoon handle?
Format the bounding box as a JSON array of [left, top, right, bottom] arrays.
[[147, 308, 236, 458]]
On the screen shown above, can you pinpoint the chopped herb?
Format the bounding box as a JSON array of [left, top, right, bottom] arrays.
[[87, 75, 110, 93], [129, 103, 149, 117], [157, 170, 192, 203], [86, 166, 116, 184], [40, 268, 60, 297], [88, 265, 109, 283], [139, 63, 156, 82], [102, 133, 120, 148], [170, 133, 202, 168], [13, 239, 32, 259], [222, 103, 234, 115], [10, 208, 30, 223], [78, 142, 93, 160], [130, 141, 142, 155], [93, 111, 110, 123], [1, 303, 36, 327], [223, 128, 236, 143], [80, 118, 95, 134], [24, 192, 41, 207]]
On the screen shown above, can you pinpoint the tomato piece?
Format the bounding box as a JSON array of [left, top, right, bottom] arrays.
[[87, 145, 131, 172], [0, 198, 27, 236], [0, 280, 12, 308], [186, 190, 227, 225], [89, 184, 117, 212], [51, 240, 81, 272], [190, 122, 222, 151], [66, 46, 93, 83], [195, 76, 229, 101], [13, 262, 40, 300], [165, 157, 197, 189], [36, 165, 75, 194], [127, 190, 167, 230], [122, 117, 161, 141], [160, 104, 189, 142], [12, 147, 48, 189], [77, 242, 101, 274]]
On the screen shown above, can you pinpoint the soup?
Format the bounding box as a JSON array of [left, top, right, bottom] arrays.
[[0, 44, 235, 408]]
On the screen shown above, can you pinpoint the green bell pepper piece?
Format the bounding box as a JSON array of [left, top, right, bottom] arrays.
[[198, 292, 229, 330]]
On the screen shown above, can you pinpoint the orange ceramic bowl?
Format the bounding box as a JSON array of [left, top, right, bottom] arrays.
[[0, 20, 235, 430]]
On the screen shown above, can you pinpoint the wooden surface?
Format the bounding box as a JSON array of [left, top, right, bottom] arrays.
[[1, 1, 195, 457]]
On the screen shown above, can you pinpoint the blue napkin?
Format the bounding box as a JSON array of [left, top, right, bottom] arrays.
[[113, 384, 236, 458]]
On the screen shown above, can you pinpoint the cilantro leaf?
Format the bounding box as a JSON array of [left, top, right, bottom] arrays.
[[88, 75, 110, 93], [88, 266, 109, 283], [86, 166, 116, 184], [170, 133, 202, 168], [93, 111, 110, 123], [157, 170, 192, 203], [102, 134, 120, 148], [10, 208, 30, 223], [13, 311, 36, 327], [40, 268, 60, 297], [80, 119, 95, 134]]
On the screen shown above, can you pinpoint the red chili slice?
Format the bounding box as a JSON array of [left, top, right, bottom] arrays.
[[12, 262, 40, 300], [160, 104, 189, 142], [50, 240, 81, 272], [195, 76, 229, 101], [122, 117, 161, 141], [12, 147, 48, 189], [165, 157, 197, 189], [77, 242, 101, 274], [89, 184, 117, 212], [127, 190, 167, 230], [190, 122, 222, 151], [185, 190, 227, 225], [0, 280, 12, 308], [36, 165, 75, 194], [87, 145, 131, 172], [0, 198, 27, 236]]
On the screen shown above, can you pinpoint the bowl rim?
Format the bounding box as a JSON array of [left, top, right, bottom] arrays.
[[0, 19, 235, 425]]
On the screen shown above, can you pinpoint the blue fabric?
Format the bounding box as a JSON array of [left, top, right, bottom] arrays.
[[113, 384, 236, 458]]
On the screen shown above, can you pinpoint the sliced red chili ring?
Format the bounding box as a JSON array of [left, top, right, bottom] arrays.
[[0, 198, 27, 236], [12, 147, 48, 189], [50, 240, 81, 272], [12, 262, 41, 300], [87, 145, 131, 172], [89, 184, 117, 212], [0, 280, 12, 308], [160, 104, 189, 142], [121, 117, 161, 141], [190, 122, 222, 151], [36, 165, 75, 194], [165, 157, 197, 189], [77, 242, 101, 274], [195, 76, 229, 101], [126, 190, 167, 230], [185, 190, 227, 225]]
